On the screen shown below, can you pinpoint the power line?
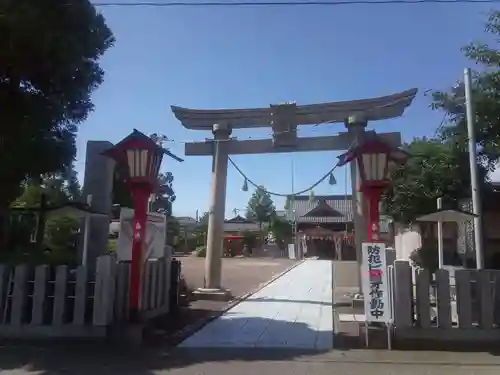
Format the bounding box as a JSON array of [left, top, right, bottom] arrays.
[[94, 0, 500, 7]]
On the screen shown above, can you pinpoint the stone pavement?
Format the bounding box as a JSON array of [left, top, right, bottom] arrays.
[[2, 344, 500, 375], [178, 259, 333, 349]]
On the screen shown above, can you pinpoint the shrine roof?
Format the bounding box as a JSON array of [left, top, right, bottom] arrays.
[[225, 215, 256, 224], [302, 198, 344, 218], [171, 88, 418, 130], [286, 195, 352, 224], [285, 195, 391, 232]]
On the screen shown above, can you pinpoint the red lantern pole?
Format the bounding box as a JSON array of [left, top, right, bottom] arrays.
[[129, 184, 151, 322], [365, 186, 384, 242]]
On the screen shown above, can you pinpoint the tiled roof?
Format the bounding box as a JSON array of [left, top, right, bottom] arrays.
[[302, 198, 343, 218], [285, 195, 352, 223], [225, 215, 256, 223], [285, 194, 391, 233]]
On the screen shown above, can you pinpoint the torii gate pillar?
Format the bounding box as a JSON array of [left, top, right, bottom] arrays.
[[201, 123, 232, 297], [346, 115, 369, 292]]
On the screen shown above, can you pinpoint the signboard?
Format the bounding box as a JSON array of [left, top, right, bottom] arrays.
[[116, 208, 167, 261], [361, 242, 390, 323]]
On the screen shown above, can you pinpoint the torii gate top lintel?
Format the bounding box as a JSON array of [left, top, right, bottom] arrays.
[[171, 88, 418, 130]]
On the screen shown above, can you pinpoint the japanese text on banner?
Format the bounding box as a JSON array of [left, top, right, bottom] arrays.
[[368, 244, 384, 319], [362, 242, 390, 323]]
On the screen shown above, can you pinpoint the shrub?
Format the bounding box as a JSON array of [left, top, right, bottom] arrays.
[[409, 246, 438, 274], [195, 246, 206, 257], [107, 238, 118, 256]]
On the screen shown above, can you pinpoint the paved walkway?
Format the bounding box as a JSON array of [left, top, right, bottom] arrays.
[[178, 259, 333, 349]]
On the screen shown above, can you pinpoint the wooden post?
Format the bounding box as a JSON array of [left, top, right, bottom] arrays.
[[456, 270, 473, 329], [156, 257, 165, 308], [93, 256, 116, 326], [114, 262, 130, 322], [0, 265, 7, 324], [149, 261, 159, 310], [53, 266, 68, 325], [163, 245, 172, 312], [435, 269, 452, 329], [415, 268, 431, 328], [477, 270, 494, 329], [393, 261, 413, 327], [73, 266, 88, 325], [31, 265, 49, 325], [142, 261, 152, 311], [11, 265, 28, 326]]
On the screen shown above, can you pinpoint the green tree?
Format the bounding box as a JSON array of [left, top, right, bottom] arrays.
[[410, 247, 439, 275], [151, 172, 176, 217], [0, 0, 114, 243], [384, 11, 500, 225], [14, 170, 82, 208], [197, 211, 209, 232], [269, 216, 293, 248], [246, 186, 276, 223], [7, 176, 81, 264], [431, 10, 500, 170], [246, 186, 275, 246], [44, 215, 80, 265], [382, 137, 487, 224]]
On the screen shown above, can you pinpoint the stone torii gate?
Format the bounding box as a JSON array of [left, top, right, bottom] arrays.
[[171, 88, 417, 297]]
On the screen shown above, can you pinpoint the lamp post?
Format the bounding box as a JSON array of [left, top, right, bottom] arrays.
[[338, 136, 410, 241], [102, 129, 182, 322]]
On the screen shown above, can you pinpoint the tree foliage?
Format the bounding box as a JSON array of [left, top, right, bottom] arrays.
[[14, 168, 82, 208], [151, 172, 176, 217], [269, 216, 293, 247], [383, 11, 500, 223], [431, 10, 500, 170], [197, 211, 209, 233], [246, 186, 276, 223], [5, 175, 81, 265], [382, 138, 487, 223], [409, 246, 439, 275], [0, 1, 114, 206], [0, 1, 114, 248]]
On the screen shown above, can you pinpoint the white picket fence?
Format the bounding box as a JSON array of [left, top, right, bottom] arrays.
[[0, 254, 172, 339]]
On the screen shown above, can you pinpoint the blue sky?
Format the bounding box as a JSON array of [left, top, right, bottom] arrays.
[[80, 1, 494, 218]]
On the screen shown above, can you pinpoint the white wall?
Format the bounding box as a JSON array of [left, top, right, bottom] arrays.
[[394, 223, 422, 261]]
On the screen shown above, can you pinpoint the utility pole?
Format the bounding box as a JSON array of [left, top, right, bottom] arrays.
[[437, 197, 444, 269], [291, 157, 298, 258], [464, 68, 484, 269]]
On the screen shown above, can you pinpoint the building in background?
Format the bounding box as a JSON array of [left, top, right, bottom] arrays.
[[285, 195, 391, 260]]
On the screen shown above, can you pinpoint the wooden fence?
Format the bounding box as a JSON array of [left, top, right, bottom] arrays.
[[0, 252, 172, 339], [114, 252, 172, 322], [392, 260, 500, 342]]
